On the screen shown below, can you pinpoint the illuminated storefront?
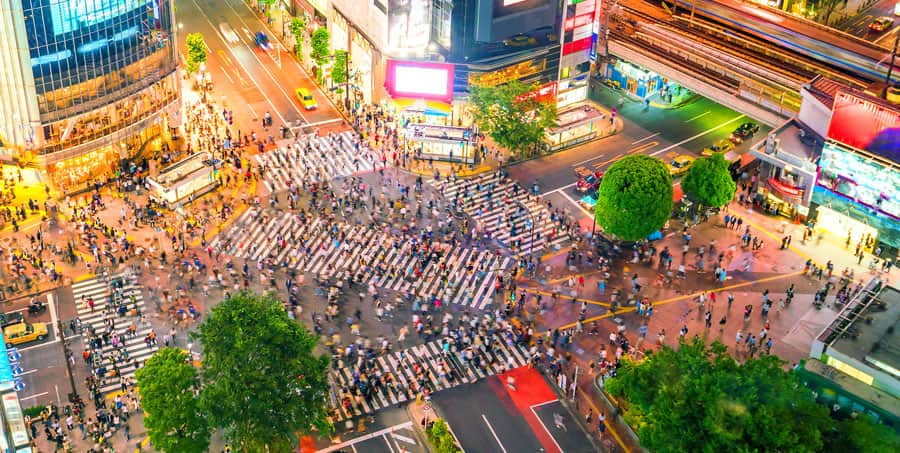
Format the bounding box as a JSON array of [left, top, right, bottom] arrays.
[[811, 91, 900, 253], [330, 5, 378, 105], [403, 123, 477, 164], [546, 104, 606, 151], [605, 60, 665, 99], [147, 152, 219, 205], [0, 0, 179, 194]]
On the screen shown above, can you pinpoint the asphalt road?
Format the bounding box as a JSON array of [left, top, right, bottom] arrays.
[[509, 83, 769, 221], [317, 406, 426, 453], [176, 0, 341, 132], [431, 373, 595, 453], [834, 0, 899, 44]]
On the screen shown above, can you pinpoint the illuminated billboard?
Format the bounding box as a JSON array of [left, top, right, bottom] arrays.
[[385, 60, 454, 103], [817, 143, 899, 219], [826, 91, 900, 161], [50, 0, 149, 35]]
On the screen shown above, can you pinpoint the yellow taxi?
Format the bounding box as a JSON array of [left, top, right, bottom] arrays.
[[666, 155, 695, 176], [4, 322, 48, 346], [295, 88, 317, 110], [701, 139, 735, 156]]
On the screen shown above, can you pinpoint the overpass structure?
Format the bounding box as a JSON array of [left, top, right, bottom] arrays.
[[604, 0, 894, 127]]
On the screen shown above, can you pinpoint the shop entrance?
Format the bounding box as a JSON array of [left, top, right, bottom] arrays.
[[815, 206, 879, 250]]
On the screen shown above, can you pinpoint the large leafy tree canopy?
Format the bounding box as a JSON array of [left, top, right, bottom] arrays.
[[682, 152, 736, 208], [135, 348, 211, 453], [606, 338, 844, 453], [468, 80, 557, 156], [594, 154, 673, 241], [193, 291, 331, 451]]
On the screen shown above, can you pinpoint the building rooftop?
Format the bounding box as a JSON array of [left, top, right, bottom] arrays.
[[828, 282, 900, 380], [805, 76, 846, 110]]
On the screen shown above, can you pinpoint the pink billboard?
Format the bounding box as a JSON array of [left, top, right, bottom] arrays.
[[826, 90, 900, 160], [385, 60, 455, 103]]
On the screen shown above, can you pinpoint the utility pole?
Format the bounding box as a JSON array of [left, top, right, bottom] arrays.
[[882, 31, 899, 100]]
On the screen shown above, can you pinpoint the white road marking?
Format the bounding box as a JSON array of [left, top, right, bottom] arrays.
[[17, 339, 60, 352], [188, 0, 290, 126], [382, 434, 397, 453], [20, 392, 49, 401], [543, 182, 577, 195], [49, 292, 58, 342], [572, 154, 605, 166], [530, 402, 566, 453], [684, 111, 711, 122], [482, 414, 508, 453], [317, 421, 414, 453], [391, 432, 417, 445], [559, 190, 593, 217], [631, 132, 660, 144], [650, 115, 745, 156]]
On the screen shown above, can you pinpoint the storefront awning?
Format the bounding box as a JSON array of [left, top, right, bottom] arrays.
[[392, 98, 452, 117]]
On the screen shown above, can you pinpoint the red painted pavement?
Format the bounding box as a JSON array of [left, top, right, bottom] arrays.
[[495, 367, 561, 453]]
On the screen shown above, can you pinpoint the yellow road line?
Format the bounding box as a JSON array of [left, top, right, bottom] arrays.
[[522, 288, 610, 307], [553, 270, 803, 329]]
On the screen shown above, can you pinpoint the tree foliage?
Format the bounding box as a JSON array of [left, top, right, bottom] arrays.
[[468, 80, 557, 157], [594, 154, 673, 241], [606, 338, 835, 453], [289, 17, 306, 59], [682, 152, 736, 208], [426, 419, 461, 453], [185, 33, 207, 74], [830, 416, 900, 453], [310, 27, 331, 66], [135, 348, 210, 453], [332, 49, 348, 85], [193, 291, 331, 451]]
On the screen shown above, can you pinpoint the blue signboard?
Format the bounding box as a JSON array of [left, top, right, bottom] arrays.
[[589, 32, 598, 62], [0, 343, 15, 392]]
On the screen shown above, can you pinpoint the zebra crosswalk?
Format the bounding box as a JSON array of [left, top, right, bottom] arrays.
[[430, 173, 570, 255], [210, 208, 511, 310], [71, 274, 157, 395], [255, 130, 378, 193], [330, 335, 530, 421]]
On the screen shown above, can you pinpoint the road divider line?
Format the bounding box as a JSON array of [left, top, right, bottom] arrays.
[[627, 141, 658, 154], [318, 422, 414, 453], [528, 404, 566, 453], [482, 414, 508, 453], [631, 132, 660, 144], [650, 115, 745, 156], [685, 111, 711, 122], [20, 392, 49, 401]]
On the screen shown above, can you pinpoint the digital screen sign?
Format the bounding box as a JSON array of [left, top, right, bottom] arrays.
[[826, 90, 900, 161], [817, 143, 899, 219], [385, 60, 454, 103], [388, 0, 431, 49], [50, 0, 149, 36]]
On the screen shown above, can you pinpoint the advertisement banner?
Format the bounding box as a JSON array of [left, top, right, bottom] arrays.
[[384, 60, 454, 103], [589, 33, 598, 61], [826, 91, 900, 160], [388, 0, 431, 49]]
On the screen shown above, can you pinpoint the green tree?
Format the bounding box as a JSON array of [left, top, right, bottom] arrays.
[[185, 32, 208, 74], [605, 338, 835, 453], [682, 152, 736, 208], [594, 154, 673, 241], [332, 49, 348, 86], [828, 416, 900, 453], [135, 348, 211, 453], [310, 27, 331, 66], [468, 80, 557, 157], [426, 419, 461, 453], [289, 17, 307, 59], [193, 291, 331, 451]]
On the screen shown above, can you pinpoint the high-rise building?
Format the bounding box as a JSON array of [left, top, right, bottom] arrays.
[[0, 0, 179, 193]]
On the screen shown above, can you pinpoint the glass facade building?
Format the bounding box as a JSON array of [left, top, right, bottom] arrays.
[[0, 0, 178, 192]]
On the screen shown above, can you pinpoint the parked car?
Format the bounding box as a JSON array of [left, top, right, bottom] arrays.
[[729, 122, 760, 144], [702, 139, 735, 156], [255, 31, 272, 50], [868, 16, 894, 32], [0, 312, 24, 328], [575, 172, 603, 193], [4, 322, 48, 346], [574, 166, 596, 180], [295, 88, 317, 110], [665, 155, 695, 176]]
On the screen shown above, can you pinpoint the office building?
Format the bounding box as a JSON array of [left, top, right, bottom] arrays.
[[0, 0, 179, 193]]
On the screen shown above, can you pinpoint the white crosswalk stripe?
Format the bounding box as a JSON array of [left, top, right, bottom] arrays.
[[429, 173, 571, 255], [255, 130, 379, 193], [210, 209, 511, 310], [72, 274, 157, 395], [329, 334, 530, 421]]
